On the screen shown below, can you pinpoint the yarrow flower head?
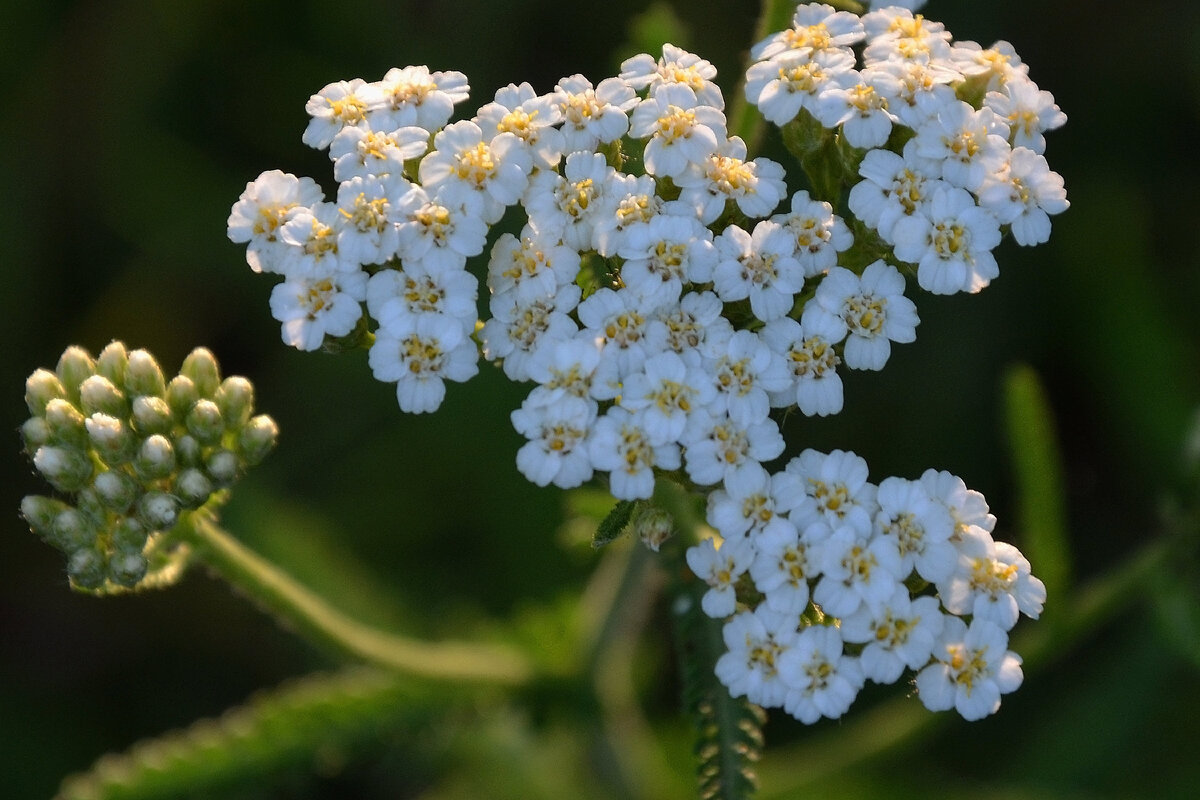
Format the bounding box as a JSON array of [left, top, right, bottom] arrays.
[[224, 1, 1063, 729], [21, 343, 278, 593]]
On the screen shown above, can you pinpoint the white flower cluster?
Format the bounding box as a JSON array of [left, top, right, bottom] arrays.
[[691, 450, 1044, 723], [226, 3, 1062, 725]]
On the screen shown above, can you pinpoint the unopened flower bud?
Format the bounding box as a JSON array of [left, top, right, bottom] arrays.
[[32, 445, 94, 492], [135, 434, 176, 481], [174, 434, 202, 467], [44, 398, 89, 450], [95, 341, 129, 387], [79, 374, 129, 419], [51, 507, 98, 551], [109, 550, 148, 587], [181, 347, 222, 398], [238, 414, 279, 465], [86, 413, 135, 464], [111, 516, 147, 551], [93, 469, 140, 512], [20, 495, 71, 540], [25, 369, 65, 416], [125, 349, 167, 398], [74, 486, 107, 522], [131, 395, 173, 436], [206, 449, 240, 486], [186, 399, 225, 445], [21, 417, 52, 455], [56, 346, 96, 405], [216, 377, 255, 430], [138, 491, 179, 531], [175, 467, 214, 508], [67, 547, 107, 590], [166, 375, 199, 423], [633, 506, 675, 552]]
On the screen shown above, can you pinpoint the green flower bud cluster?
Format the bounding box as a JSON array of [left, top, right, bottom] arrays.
[[20, 342, 279, 593]]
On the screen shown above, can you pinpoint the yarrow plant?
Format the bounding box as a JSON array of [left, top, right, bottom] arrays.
[[24, 1, 1071, 796]]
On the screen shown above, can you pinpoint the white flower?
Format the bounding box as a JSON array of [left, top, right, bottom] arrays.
[[745, 47, 856, 127], [760, 312, 845, 417], [278, 202, 357, 277], [371, 66, 470, 132], [628, 83, 726, 179], [873, 476, 957, 583], [868, 58, 961, 130], [940, 525, 1046, 630], [975, 147, 1069, 246], [393, 186, 489, 273], [303, 79, 378, 150], [269, 269, 367, 352], [328, 124, 427, 182], [891, 185, 1002, 295], [861, 8, 953, 65], [510, 394, 596, 488], [419, 120, 533, 223], [368, 312, 479, 414], [814, 67, 901, 149], [524, 336, 603, 407], [812, 525, 902, 617], [619, 351, 715, 444], [847, 141, 946, 244], [374, 264, 479, 338], [706, 330, 791, 427], [919, 468, 997, 536], [555, 74, 638, 152], [619, 213, 717, 307], [771, 190, 853, 277], [786, 448, 877, 536], [592, 172, 666, 257], [912, 101, 1011, 192], [751, 4, 865, 61], [841, 587, 944, 684], [486, 227, 581, 304], [714, 605, 799, 708], [984, 77, 1066, 155], [706, 462, 802, 540], [712, 221, 805, 322], [480, 285, 582, 382], [474, 82, 565, 170], [589, 407, 681, 500], [228, 170, 324, 274], [950, 40, 1028, 94], [334, 175, 407, 267], [524, 151, 614, 252], [811, 261, 918, 371], [681, 410, 785, 488], [686, 535, 755, 618], [576, 288, 668, 386], [675, 136, 787, 223], [749, 522, 816, 615], [915, 617, 1023, 721], [779, 625, 863, 724], [620, 44, 724, 109]]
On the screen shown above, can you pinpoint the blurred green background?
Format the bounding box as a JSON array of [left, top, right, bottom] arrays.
[[3, 1, 1200, 798]]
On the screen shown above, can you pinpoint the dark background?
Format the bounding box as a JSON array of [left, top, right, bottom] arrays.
[[3, 1, 1199, 797]]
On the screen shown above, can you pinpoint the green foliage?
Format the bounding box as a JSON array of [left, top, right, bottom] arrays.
[[672, 581, 765, 800], [55, 667, 439, 800], [593, 499, 639, 549]]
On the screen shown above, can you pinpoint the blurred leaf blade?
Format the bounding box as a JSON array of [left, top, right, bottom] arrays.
[[1003, 363, 1072, 601]]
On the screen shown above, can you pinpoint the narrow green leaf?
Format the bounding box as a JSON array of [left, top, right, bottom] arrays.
[[1003, 363, 1072, 601], [593, 499, 639, 549], [673, 580, 765, 800], [55, 667, 440, 800]]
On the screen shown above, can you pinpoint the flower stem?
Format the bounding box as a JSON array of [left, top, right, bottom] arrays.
[[175, 507, 535, 686]]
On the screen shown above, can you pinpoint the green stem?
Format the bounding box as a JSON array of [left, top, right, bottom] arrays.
[[175, 507, 534, 686]]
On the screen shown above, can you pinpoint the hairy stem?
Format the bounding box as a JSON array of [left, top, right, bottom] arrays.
[[175, 507, 534, 686]]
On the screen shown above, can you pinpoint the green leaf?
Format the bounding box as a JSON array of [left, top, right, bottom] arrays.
[[54, 667, 442, 800], [1003, 364, 1072, 601], [593, 499, 639, 549], [673, 581, 765, 800]]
